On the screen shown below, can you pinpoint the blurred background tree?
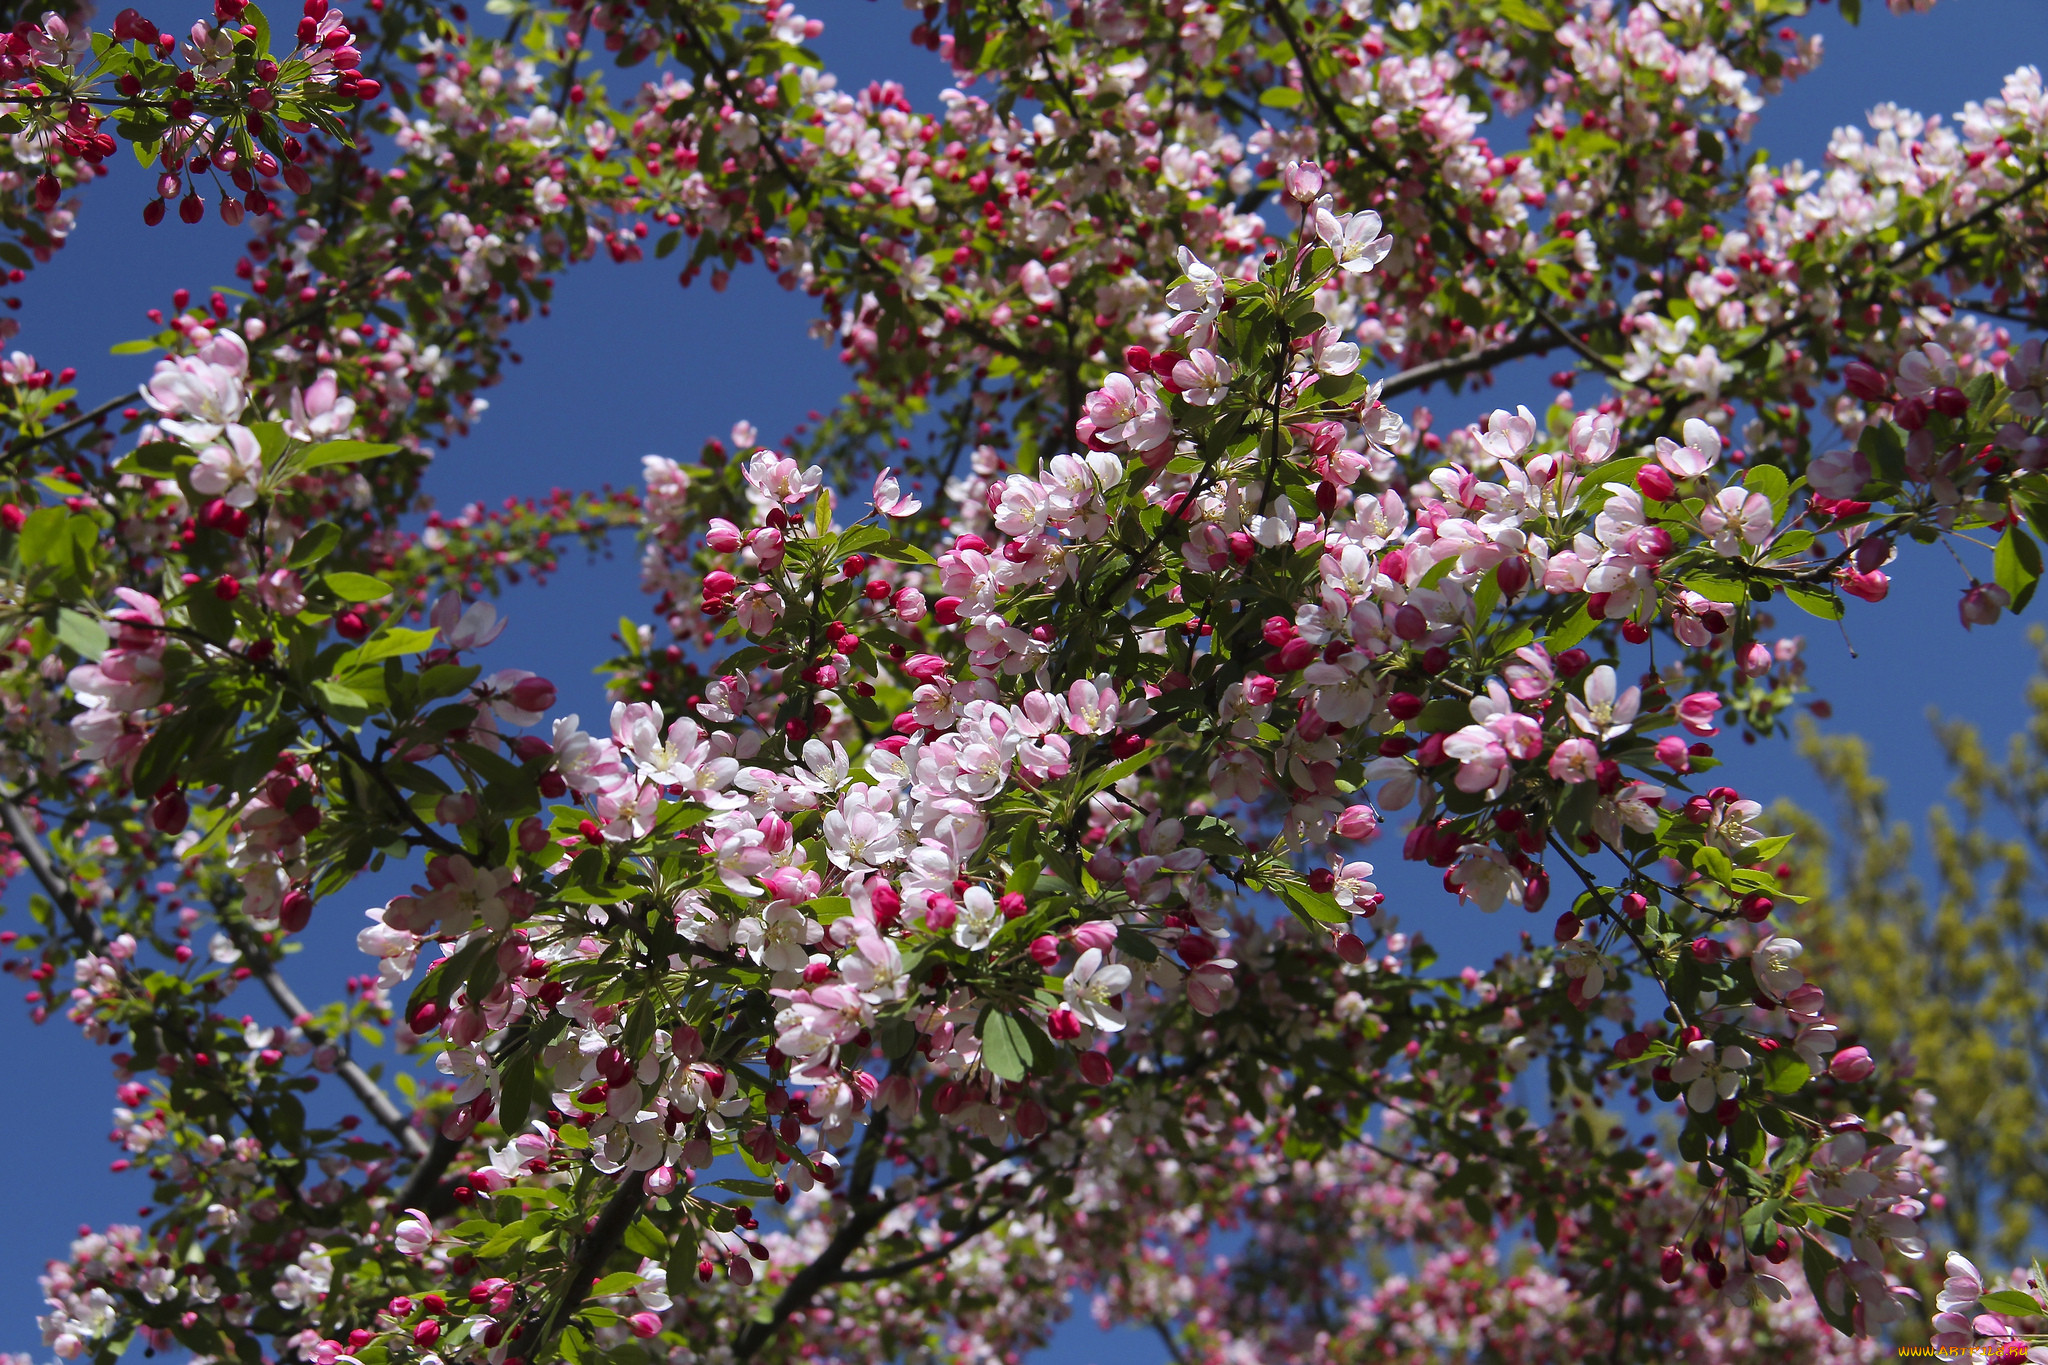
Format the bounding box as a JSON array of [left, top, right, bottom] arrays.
[[1779, 630, 2048, 1264]]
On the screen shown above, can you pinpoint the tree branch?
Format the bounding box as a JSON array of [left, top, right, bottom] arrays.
[[731, 1113, 894, 1362], [2, 786, 433, 1158], [0, 786, 109, 952], [830, 1210, 1004, 1284], [224, 919, 432, 1160], [507, 1169, 648, 1360], [2, 392, 127, 465]]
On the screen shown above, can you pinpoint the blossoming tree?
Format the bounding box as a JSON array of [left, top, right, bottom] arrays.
[[2, 0, 2046, 1359]]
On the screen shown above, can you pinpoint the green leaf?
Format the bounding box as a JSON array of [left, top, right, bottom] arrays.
[[590, 1272, 645, 1297], [245, 0, 272, 56], [1978, 1289, 2044, 1318], [1857, 422, 1902, 486], [497, 1054, 536, 1131], [1496, 0, 1554, 31], [337, 627, 438, 671], [1579, 457, 1649, 512], [1742, 464, 1790, 521], [1783, 586, 1844, 621], [1763, 1050, 1808, 1094], [1691, 844, 1735, 887], [249, 421, 290, 463], [1258, 86, 1303, 109], [1839, 0, 1861, 23], [313, 679, 372, 722], [979, 1010, 1033, 1082], [300, 439, 400, 470], [1543, 600, 1601, 654], [114, 441, 188, 476], [1086, 744, 1156, 795], [1995, 525, 2042, 610], [324, 571, 393, 602], [55, 609, 108, 660], [17, 506, 69, 568], [108, 338, 160, 356], [1280, 883, 1350, 926], [1416, 698, 1471, 734], [622, 1217, 667, 1259], [875, 1015, 917, 1060], [288, 522, 343, 568], [1802, 1236, 1857, 1335]]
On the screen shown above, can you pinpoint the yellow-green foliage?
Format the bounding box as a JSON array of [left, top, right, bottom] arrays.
[[1778, 628, 2048, 1260]]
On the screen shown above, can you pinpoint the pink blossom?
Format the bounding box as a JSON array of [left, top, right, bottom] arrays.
[[872, 466, 923, 517], [1677, 691, 1723, 736], [1808, 448, 1872, 498]]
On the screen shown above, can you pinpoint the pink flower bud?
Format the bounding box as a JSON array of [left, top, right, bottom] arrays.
[[509, 676, 557, 712], [1282, 159, 1325, 201], [1739, 642, 1773, 677], [1655, 735, 1692, 772], [1677, 691, 1723, 735], [1242, 673, 1279, 705], [1334, 804, 1380, 839], [517, 817, 548, 852], [628, 1313, 662, 1339], [496, 932, 531, 974], [1029, 934, 1060, 969], [893, 587, 927, 623], [1000, 891, 1029, 919], [434, 792, 477, 825], [904, 653, 950, 682], [1070, 920, 1118, 952], [1014, 1098, 1049, 1140], [932, 595, 964, 625], [1842, 360, 1888, 401], [1960, 582, 2010, 630], [1828, 1046, 1875, 1083]]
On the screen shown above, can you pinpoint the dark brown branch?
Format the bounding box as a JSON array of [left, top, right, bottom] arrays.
[[831, 1211, 1004, 1284], [0, 786, 109, 952], [3, 785, 431, 1157], [1379, 328, 1580, 398], [731, 1114, 895, 1362], [223, 915, 432, 1160], [2, 392, 126, 465], [507, 1169, 649, 1360]]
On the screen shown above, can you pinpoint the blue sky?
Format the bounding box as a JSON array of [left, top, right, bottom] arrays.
[[3, 1, 2047, 1358]]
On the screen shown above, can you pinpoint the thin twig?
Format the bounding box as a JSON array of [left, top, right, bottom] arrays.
[[222, 917, 432, 1159], [3, 786, 431, 1157]]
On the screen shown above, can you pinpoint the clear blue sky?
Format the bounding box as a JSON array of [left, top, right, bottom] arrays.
[[3, 1, 2046, 1358]]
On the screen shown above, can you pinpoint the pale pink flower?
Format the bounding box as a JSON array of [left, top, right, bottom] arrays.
[[872, 466, 923, 518]]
